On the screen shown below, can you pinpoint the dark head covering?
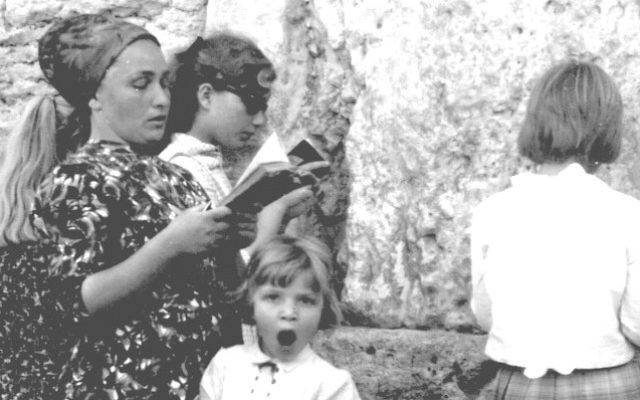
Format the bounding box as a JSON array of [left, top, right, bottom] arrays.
[[181, 33, 276, 114], [38, 13, 160, 109], [165, 32, 276, 135]]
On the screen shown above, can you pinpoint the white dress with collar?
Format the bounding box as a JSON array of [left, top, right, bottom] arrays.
[[199, 342, 361, 400]]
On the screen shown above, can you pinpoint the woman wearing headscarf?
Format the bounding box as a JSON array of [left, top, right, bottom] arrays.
[[29, 13, 312, 399]]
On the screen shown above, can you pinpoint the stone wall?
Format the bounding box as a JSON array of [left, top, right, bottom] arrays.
[[0, 0, 208, 133], [313, 327, 492, 400], [203, 0, 640, 330], [3, 0, 640, 389]]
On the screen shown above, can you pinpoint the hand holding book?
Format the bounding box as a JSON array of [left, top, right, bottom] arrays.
[[218, 135, 330, 214], [243, 185, 314, 256]]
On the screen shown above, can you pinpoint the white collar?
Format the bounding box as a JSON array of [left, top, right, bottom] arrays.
[[511, 162, 603, 188], [164, 133, 222, 158], [246, 341, 315, 373]]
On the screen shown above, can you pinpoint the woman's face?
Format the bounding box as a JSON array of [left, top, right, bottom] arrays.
[[90, 39, 170, 145], [203, 90, 267, 150]]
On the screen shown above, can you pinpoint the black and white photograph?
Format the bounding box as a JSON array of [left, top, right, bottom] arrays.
[[2, 1, 640, 399]]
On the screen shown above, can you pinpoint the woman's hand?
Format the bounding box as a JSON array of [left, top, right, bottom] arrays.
[[162, 204, 233, 255], [264, 185, 314, 224], [82, 203, 234, 315], [296, 160, 330, 175], [245, 186, 314, 255], [230, 212, 257, 250]]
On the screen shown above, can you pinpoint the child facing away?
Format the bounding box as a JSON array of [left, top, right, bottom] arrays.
[[199, 235, 361, 400], [471, 60, 640, 399]]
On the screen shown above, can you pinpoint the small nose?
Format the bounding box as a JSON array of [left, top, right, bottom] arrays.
[[252, 110, 266, 126], [279, 299, 298, 321]]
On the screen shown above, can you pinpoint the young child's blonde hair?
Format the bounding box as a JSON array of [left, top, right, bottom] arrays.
[[237, 235, 342, 330], [518, 60, 623, 171]]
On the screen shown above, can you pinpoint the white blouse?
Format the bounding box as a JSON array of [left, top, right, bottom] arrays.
[[471, 163, 640, 378], [199, 342, 361, 400], [159, 133, 233, 204]]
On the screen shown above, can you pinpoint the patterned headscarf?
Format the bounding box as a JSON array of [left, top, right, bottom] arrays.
[[38, 13, 159, 109], [183, 33, 276, 114]]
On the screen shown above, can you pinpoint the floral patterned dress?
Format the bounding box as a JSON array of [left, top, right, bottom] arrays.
[[0, 242, 60, 400], [32, 141, 239, 400]]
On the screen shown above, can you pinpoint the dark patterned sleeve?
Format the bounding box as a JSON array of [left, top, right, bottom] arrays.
[[32, 163, 113, 326]]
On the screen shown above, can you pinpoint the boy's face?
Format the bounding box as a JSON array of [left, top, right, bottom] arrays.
[[201, 89, 266, 150], [252, 272, 323, 362]]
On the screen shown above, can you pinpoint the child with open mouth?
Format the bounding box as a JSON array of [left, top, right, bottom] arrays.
[[199, 235, 361, 399]]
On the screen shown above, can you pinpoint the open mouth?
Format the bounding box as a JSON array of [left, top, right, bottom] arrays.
[[277, 329, 297, 346]]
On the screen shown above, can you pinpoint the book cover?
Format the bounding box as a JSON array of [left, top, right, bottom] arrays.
[[218, 134, 329, 213]]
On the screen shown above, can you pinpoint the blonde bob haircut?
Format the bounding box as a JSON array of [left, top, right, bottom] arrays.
[[518, 60, 623, 170], [237, 235, 342, 330]]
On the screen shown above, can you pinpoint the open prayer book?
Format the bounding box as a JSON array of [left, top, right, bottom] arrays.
[[218, 133, 330, 214]]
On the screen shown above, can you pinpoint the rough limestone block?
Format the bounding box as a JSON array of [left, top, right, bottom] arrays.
[[205, 0, 357, 292], [313, 327, 492, 400], [0, 0, 206, 134], [340, 0, 640, 329]]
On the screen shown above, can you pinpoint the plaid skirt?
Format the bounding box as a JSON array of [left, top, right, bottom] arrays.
[[485, 360, 640, 400]]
